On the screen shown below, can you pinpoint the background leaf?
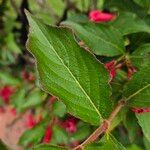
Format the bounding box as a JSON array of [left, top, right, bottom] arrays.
[[130, 43, 150, 69], [62, 21, 125, 56], [123, 65, 150, 107], [85, 134, 126, 150], [33, 144, 67, 150], [111, 12, 150, 35], [136, 113, 150, 142]]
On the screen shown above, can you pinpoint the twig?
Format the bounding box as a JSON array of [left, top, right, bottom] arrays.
[[73, 99, 126, 150]]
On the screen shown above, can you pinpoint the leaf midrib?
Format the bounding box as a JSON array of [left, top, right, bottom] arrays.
[[31, 20, 102, 119], [126, 83, 150, 101]]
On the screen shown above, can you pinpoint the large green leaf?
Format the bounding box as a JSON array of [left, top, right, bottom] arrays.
[[136, 113, 150, 142], [130, 43, 150, 69], [25, 11, 112, 125], [133, 0, 150, 10], [123, 65, 150, 107], [111, 12, 150, 35], [85, 134, 126, 150], [33, 144, 67, 150], [62, 21, 125, 56]]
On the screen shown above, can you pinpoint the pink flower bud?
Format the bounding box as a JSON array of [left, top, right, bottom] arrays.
[[62, 118, 78, 133], [89, 10, 115, 23], [105, 60, 117, 81], [132, 107, 150, 114], [43, 126, 52, 143], [26, 114, 36, 129], [0, 86, 14, 104]]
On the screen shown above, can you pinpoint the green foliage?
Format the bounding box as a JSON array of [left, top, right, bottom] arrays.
[[110, 12, 150, 35], [136, 113, 150, 142], [33, 144, 67, 150], [123, 65, 150, 107], [62, 21, 125, 56], [19, 121, 48, 147], [85, 135, 126, 150], [0, 0, 150, 150]]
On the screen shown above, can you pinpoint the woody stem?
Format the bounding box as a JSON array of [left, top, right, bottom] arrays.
[[73, 99, 126, 150]]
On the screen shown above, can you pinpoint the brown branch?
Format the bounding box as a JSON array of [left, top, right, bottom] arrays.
[[73, 99, 126, 150]]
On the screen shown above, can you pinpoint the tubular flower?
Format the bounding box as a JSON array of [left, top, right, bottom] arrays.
[[62, 117, 78, 133], [105, 60, 117, 81], [26, 114, 36, 129], [89, 10, 115, 23], [132, 107, 150, 114], [43, 126, 52, 143]]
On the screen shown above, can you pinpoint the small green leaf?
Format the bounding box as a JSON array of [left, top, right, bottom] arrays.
[[136, 113, 150, 142], [33, 144, 67, 150], [62, 21, 125, 56], [25, 11, 112, 125], [123, 112, 139, 142], [85, 134, 126, 150], [51, 125, 69, 145], [19, 122, 47, 146], [70, 123, 91, 142], [133, 0, 150, 11], [123, 65, 150, 107], [111, 12, 150, 35], [52, 101, 66, 118], [21, 89, 43, 110], [0, 72, 20, 85], [131, 43, 150, 69]]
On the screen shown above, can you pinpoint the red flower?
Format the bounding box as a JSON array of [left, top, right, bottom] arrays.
[[62, 118, 78, 133], [105, 60, 117, 81], [132, 107, 150, 114], [21, 70, 35, 82], [43, 126, 52, 143], [26, 114, 36, 129], [0, 86, 14, 104], [89, 10, 115, 23]]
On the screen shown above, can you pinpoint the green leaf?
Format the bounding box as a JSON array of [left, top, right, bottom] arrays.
[[70, 123, 91, 142], [62, 21, 125, 56], [123, 112, 139, 142], [143, 136, 150, 150], [127, 144, 143, 150], [133, 0, 150, 11], [21, 89, 43, 110], [111, 12, 150, 35], [11, 89, 26, 112], [0, 140, 8, 150], [123, 65, 150, 107], [51, 125, 69, 145], [52, 101, 66, 118], [130, 43, 150, 69], [33, 144, 67, 150], [136, 113, 150, 142], [0, 72, 20, 85], [19, 122, 47, 146], [85, 134, 126, 150], [25, 11, 112, 125]]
